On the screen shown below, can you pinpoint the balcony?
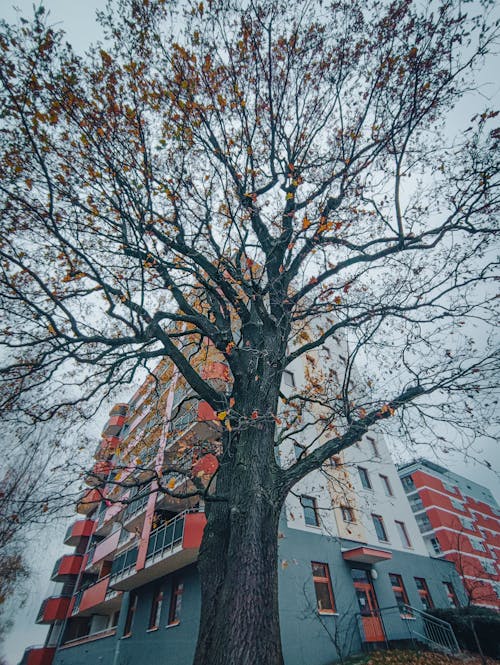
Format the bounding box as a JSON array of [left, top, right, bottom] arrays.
[[101, 414, 127, 438], [110, 509, 206, 590], [22, 646, 56, 665], [72, 575, 122, 617], [85, 460, 113, 487], [51, 554, 84, 582], [36, 595, 72, 624], [95, 436, 120, 461], [64, 519, 95, 546], [76, 488, 102, 516], [109, 403, 128, 417]]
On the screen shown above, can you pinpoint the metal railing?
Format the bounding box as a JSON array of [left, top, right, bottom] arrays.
[[110, 545, 138, 580], [355, 604, 460, 655]]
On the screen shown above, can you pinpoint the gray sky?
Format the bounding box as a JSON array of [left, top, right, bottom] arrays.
[[0, 2, 499, 664]]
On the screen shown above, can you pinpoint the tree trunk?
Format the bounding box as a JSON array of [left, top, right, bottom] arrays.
[[192, 423, 285, 665]]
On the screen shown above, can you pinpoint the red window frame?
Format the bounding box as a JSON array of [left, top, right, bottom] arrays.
[[311, 562, 336, 614], [148, 588, 163, 630], [389, 574, 412, 617], [372, 514, 388, 542], [443, 581, 459, 608], [395, 520, 412, 548], [414, 577, 434, 610], [167, 580, 184, 626], [123, 593, 137, 637]]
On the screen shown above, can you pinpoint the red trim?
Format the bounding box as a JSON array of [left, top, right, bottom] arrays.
[[342, 547, 392, 562]]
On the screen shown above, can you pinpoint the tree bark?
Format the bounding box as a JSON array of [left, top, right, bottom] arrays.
[[193, 423, 285, 665]]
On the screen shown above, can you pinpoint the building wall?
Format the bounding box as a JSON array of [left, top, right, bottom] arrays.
[[398, 460, 500, 609]]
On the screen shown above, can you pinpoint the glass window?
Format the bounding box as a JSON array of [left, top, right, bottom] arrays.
[[283, 370, 295, 387], [301, 496, 319, 527], [311, 562, 336, 613], [167, 580, 183, 625], [372, 514, 388, 542], [341, 506, 355, 523], [148, 588, 163, 630], [443, 581, 459, 608], [482, 559, 496, 575], [470, 537, 485, 552], [414, 577, 434, 611], [390, 574, 411, 616], [380, 475, 393, 496], [123, 593, 137, 637], [409, 494, 424, 512], [395, 521, 412, 548], [429, 537, 442, 555], [294, 442, 307, 460], [401, 475, 416, 493], [460, 516, 474, 531], [367, 437, 379, 458], [415, 513, 433, 533], [358, 467, 372, 490]]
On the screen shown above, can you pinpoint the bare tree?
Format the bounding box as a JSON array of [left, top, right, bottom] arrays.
[[0, 1, 499, 664]]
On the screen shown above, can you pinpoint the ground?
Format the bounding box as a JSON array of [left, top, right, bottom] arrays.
[[345, 651, 500, 665]]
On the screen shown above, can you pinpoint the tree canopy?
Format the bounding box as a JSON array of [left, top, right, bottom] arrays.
[[0, 1, 499, 663]]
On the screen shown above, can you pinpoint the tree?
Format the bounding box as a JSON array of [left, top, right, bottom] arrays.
[[0, 1, 499, 664]]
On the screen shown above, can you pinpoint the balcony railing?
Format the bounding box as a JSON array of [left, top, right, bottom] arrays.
[[146, 511, 185, 560], [110, 545, 138, 579]]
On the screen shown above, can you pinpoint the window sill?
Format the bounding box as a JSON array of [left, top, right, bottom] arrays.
[[121, 634, 132, 640], [401, 615, 416, 620], [166, 621, 180, 629], [318, 611, 339, 616], [146, 627, 159, 633]]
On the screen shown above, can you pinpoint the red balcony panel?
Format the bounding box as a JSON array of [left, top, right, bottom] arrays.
[[192, 454, 219, 478], [64, 519, 95, 546], [197, 401, 217, 422], [79, 576, 110, 614], [182, 512, 207, 549], [93, 529, 120, 565], [76, 489, 102, 515], [36, 596, 71, 624], [51, 554, 84, 581], [25, 646, 56, 665], [201, 361, 230, 383], [102, 415, 126, 438], [109, 403, 128, 417]]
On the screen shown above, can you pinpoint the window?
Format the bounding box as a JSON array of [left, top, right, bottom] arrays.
[[482, 559, 496, 575], [414, 578, 434, 611], [409, 494, 424, 512], [372, 514, 388, 542], [123, 593, 137, 637], [283, 370, 295, 387], [401, 475, 416, 493], [167, 580, 183, 626], [390, 574, 410, 616], [148, 588, 163, 630], [311, 562, 336, 614], [443, 581, 459, 608], [395, 521, 412, 548], [367, 437, 379, 458], [429, 537, 442, 555], [470, 537, 485, 552], [460, 516, 474, 531], [415, 513, 433, 533], [358, 467, 372, 490], [294, 442, 307, 460], [341, 506, 355, 523], [301, 496, 319, 527], [380, 475, 393, 496], [451, 498, 464, 512], [321, 345, 331, 358]]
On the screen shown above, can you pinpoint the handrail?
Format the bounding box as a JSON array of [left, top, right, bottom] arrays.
[[355, 603, 460, 655]]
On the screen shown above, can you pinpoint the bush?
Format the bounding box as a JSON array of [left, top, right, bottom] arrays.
[[429, 606, 500, 658]]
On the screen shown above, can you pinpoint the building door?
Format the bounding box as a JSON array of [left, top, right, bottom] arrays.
[[351, 568, 385, 643]]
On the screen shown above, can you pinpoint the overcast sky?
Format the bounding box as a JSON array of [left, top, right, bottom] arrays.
[[1, 2, 499, 664]]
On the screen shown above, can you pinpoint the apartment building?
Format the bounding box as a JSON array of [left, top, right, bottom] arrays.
[[22, 340, 465, 665], [398, 459, 500, 610]]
